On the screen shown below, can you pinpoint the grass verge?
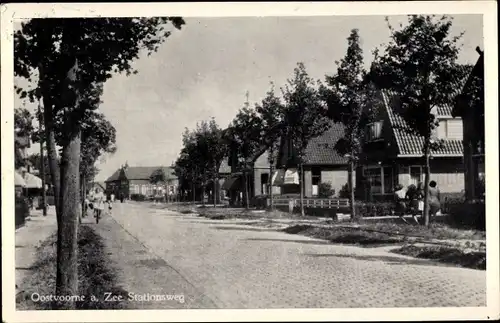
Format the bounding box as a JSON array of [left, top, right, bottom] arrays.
[[391, 244, 486, 270], [354, 221, 485, 241], [16, 225, 129, 310], [282, 225, 406, 246]]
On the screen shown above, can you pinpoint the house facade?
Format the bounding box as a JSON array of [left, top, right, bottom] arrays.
[[222, 121, 351, 202], [105, 166, 178, 198], [453, 48, 485, 200], [358, 89, 467, 201], [275, 121, 351, 198]]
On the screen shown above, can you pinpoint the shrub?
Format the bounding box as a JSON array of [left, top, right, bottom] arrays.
[[355, 201, 394, 217], [16, 196, 30, 227], [318, 182, 335, 198], [130, 193, 146, 201], [250, 195, 268, 209], [447, 200, 485, 231], [338, 183, 350, 199]]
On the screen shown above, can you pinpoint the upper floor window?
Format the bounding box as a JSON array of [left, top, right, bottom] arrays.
[[436, 119, 463, 140], [365, 121, 383, 142]]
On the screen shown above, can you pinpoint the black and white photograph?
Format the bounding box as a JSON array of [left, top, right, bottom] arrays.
[[2, 2, 498, 322]]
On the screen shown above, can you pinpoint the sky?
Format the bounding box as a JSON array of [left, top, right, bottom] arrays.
[[15, 15, 483, 182]]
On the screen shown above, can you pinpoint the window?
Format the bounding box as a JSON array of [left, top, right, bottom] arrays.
[[366, 121, 383, 141], [409, 166, 422, 186], [261, 173, 269, 195], [436, 120, 463, 140], [364, 167, 382, 194], [383, 166, 394, 193], [311, 167, 321, 196], [363, 166, 394, 195], [312, 167, 321, 185]]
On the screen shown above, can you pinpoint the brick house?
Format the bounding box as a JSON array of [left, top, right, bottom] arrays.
[[453, 48, 485, 200], [358, 88, 467, 201], [223, 121, 350, 201], [275, 121, 350, 197], [105, 166, 178, 198]]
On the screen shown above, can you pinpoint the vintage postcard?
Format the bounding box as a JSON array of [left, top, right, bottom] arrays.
[[1, 1, 498, 322]]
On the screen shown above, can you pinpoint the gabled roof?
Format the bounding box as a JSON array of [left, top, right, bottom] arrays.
[[381, 90, 463, 157], [303, 121, 348, 165], [105, 166, 177, 182], [276, 121, 349, 167]]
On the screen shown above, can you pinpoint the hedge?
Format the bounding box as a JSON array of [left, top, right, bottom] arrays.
[[445, 200, 485, 231], [130, 193, 146, 201], [16, 196, 30, 228]]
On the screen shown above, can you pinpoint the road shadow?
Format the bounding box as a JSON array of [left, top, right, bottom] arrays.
[[304, 253, 451, 268], [245, 237, 331, 245], [213, 226, 277, 232]]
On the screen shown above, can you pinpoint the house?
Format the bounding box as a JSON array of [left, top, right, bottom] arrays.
[[275, 121, 350, 197], [222, 146, 281, 206], [358, 88, 468, 201], [453, 47, 485, 200], [222, 121, 350, 202], [105, 165, 178, 198]]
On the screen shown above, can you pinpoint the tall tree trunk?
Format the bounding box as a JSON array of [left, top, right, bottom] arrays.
[[42, 95, 61, 220], [213, 165, 218, 207], [202, 174, 206, 207], [38, 28, 61, 220], [81, 177, 86, 218], [423, 141, 431, 227], [349, 160, 356, 220], [299, 163, 305, 217], [243, 169, 249, 209], [55, 130, 81, 309], [268, 156, 274, 211], [38, 104, 47, 216]]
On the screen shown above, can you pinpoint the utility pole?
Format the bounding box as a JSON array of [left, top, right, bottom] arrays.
[[38, 97, 47, 216]]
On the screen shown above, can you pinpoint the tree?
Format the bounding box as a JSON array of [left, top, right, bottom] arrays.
[[227, 94, 264, 209], [319, 29, 374, 220], [194, 118, 228, 207], [14, 17, 185, 308], [80, 111, 117, 215], [150, 168, 167, 201], [14, 107, 34, 137], [370, 15, 466, 226], [254, 83, 285, 210], [282, 62, 330, 216], [150, 168, 167, 185], [175, 128, 205, 203]]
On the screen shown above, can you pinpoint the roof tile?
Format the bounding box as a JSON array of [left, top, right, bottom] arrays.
[[381, 90, 463, 156], [303, 122, 349, 165]]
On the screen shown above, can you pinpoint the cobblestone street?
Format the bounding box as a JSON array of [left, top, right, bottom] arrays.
[[106, 203, 486, 309]]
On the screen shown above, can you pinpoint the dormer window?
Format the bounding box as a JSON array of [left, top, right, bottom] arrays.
[[366, 121, 383, 141], [436, 119, 463, 140]]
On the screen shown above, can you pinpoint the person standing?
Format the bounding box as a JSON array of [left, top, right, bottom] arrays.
[[428, 180, 441, 222], [92, 187, 105, 220], [405, 184, 420, 224], [393, 184, 408, 223]]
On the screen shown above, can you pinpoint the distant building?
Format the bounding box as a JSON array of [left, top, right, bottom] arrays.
[[105, 166, 178, 198]]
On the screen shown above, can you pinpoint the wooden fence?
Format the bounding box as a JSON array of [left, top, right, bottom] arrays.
[[271, 197, 350, 209]]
